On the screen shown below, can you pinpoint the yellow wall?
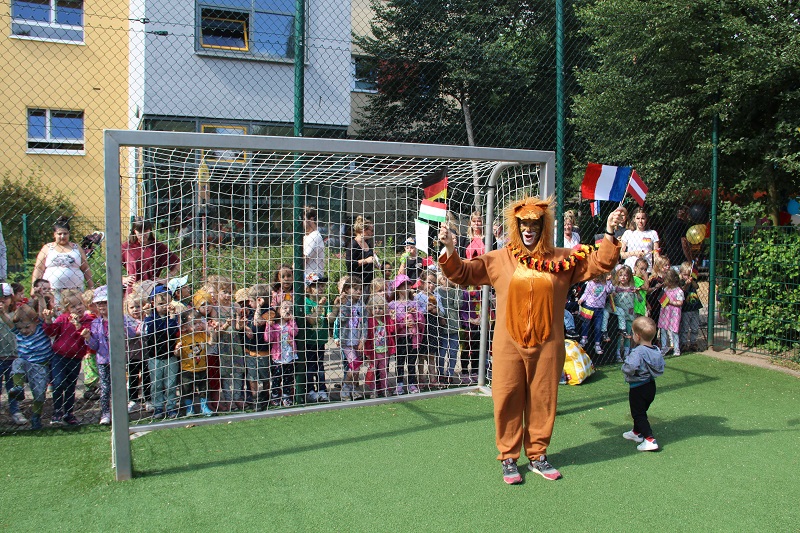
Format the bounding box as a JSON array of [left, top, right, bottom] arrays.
[[0, 1, 129, 221]]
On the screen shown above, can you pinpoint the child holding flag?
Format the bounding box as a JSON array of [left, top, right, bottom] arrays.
[[657, 269, 684, 356], [578, 273, 612, 355]]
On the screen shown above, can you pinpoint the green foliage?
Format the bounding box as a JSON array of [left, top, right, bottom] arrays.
[[0, 168, 80, 273]]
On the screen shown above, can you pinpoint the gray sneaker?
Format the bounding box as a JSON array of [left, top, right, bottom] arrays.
[[527, 455, 562, 480], [501, 458, 523, 485]]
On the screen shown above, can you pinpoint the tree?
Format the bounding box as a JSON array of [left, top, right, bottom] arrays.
[[572, 0, 800, 221]]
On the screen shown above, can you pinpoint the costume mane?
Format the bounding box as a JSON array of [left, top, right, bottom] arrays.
[[505, 195, 555, 258]]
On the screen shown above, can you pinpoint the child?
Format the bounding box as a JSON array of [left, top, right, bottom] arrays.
[[81, 286, 113, 425], [168, 276, 192, 317], [370, 276, 391, 302], [621, 316, 664, 452], [175, 311, 215, 416], [213, 277, 246, 411], [658, 269, 684, 356], [242, 284, 273, 410], [11, 282, 28, 307], [337, 275, 366, 400], [124, 294, 147, 413], [646, 255, 670, 341], [632, 258, 650, 318], [679, 262, 703, 352], [0, 284, 25, 425], [435, 272, 462, 386], [42, 289, 93, 425], [459, 285, 482, 384], [267, 300, 298, 407], [142, 285, 180, 418], [397, 236, 424, 284], [271, 264, 294, 307], [80, 288, 101, 402], [611, 265, 640, 363], [304, 273, 334, 402], [364, 293, 395, 397], [30, 279, 56, 313], [2, 304, 53, 429], [414, 271, 439, 387], [578, 273, 612, 355], [389, 274, 423, 394], [193, 289, 220, 410]]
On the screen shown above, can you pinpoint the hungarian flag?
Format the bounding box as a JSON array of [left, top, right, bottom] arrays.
[[579, 306, 595, 320], [581, 163, 631, 202], [627, 169, 648, 206], [421, 166, 448, 201], [419, 199, 447, 223], [659, 292, 670, 308]]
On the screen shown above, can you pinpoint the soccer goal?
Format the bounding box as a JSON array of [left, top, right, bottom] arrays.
[[104, 130, 554, 479]]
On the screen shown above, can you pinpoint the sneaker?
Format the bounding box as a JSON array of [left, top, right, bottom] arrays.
[[637, 437, 659, 452], [579, 337, 588, 347], [30, 414, 42, 430], [99, 413, 111, 425], [501, 458, 523, 485], [200, 398, 214, 416], [674, 350, 681, 357], [527, 455, 563, 481], [614, 354, 623, 363], [395, 383, 405, 396], [8, 385, 25, 402], [661, 346, 673, 356], [144, 402, 155, 413], [50, 415, 63, 426], [340, 384, 352, 401], [152, 408, 165, 419], [11, 412, 28, 425], [166, 410, 179, 419], [594, 343, 604, 355], [317, 390, 329, 401], [281, 398, 293, 407], [306, 390, 319, 403], [601, 333, 611, 343], [62, 414, 80, 426], [622, 430, 644, 443], [127, 400, 139, 413], [565, 329, 579, 340], [409, 384, 420, 394], [351, 388, 364, 400]]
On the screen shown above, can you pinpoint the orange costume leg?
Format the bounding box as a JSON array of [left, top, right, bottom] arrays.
[[492, 342, 566, 461]]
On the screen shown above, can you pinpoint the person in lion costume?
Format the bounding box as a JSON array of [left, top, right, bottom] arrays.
[[438, 196, 625, 484]]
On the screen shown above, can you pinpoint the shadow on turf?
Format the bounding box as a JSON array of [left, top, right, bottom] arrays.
[[133, 402, 493, 478], [556, 414, 778, 466]]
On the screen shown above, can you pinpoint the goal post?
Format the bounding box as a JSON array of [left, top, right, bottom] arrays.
[[104, 129, 554, 480]]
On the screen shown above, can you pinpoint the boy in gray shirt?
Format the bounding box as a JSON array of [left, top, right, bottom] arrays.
[[621, 316, 664, 451]]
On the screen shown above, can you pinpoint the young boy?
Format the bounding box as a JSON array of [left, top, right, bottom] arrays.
[[621, 316, 664, 452], [175, 311, 216, 416], [0, 283, 25, 425], [304, 273, 335, 402], [397, 236, 424, 284], [143, 285, 180, 418], [242, 284, 273, 410], [336, 275, 366, 400], [168, 275, 192, 317]]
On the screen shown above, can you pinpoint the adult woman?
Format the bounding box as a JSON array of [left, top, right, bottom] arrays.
[[557, 210, 581, 248], [345, 216, 378, 291], [620, 207, 659, 271], [465, 211, 486, 259], [31, 217, 94, 305], [121, 218, 179, 295]]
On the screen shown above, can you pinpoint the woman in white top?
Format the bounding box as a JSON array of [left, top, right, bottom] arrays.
[[557, 210, 581, 248], [620, 207, 660, 271], [31, 217, 93, 305]]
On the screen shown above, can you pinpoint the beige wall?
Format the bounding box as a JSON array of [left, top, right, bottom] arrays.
[[0, 1, 129, 220]]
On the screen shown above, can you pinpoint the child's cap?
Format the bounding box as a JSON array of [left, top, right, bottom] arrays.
[[93, 285, 108, 303], [393, 274, 412, 289], [167, 276, 189, 294], [234, 288, 249, 303], [193, 289, 214, 308], [1, 283, 12, 297], [305, 273, 327, 286], [150, 284, 170, 299], [403, 236, 416, 246]]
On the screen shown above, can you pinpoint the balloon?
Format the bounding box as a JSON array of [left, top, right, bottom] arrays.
[[688, 204, 708, 224], [787, 198, 800, 216], [686, 224, 706, 245]]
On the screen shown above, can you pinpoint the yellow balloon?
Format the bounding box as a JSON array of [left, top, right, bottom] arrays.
[[686, 224, 706, 245]]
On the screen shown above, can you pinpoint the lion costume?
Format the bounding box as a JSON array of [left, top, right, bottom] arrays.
[[439, 196, 620, 464]]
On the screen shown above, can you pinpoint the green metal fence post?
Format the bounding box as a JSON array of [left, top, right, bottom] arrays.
[[730, 220, 741, 352], [554, 0, 565, 246], [22, 213, 28, 263], [292, 0, 306, 403]]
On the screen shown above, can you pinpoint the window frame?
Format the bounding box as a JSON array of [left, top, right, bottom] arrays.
[[10, 0, 84, 44], [26, 108, 85, 155], [352, 56, 378, 93], [199, 11, 249, 52]]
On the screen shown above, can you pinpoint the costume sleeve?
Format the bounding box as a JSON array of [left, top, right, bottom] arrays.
[[438, 250, 493, 287], [569, 238, 621, 286]]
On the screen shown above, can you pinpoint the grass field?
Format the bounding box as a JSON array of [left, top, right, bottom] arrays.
[[2, 354, 798, 532]]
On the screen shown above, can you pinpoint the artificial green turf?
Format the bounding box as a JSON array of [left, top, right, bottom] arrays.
[[2, 354, 798, 531]]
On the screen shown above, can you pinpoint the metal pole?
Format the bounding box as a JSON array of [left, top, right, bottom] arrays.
[[22, 214, 28, 262], [729, 220, 741, 352], [104, 132, 133, 481], [292, 0, 306, 401], [707, 113, 719, 347], [554, 0, 565, 247]]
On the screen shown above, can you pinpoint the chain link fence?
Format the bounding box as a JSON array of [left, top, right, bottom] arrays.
[[0, 0, 798, 435]]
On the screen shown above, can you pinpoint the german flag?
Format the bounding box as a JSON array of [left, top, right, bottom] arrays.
[[421, 166, 448, 201], [659, 292, 670, 308]]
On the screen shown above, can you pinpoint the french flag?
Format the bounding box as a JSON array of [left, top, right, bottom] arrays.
[[581, 163, 631, 202]]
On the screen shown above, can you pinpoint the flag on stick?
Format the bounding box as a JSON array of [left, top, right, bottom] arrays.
[[659, 292, 670, 308], [579, 306, 595, 320], [419, 199, 447, 223], [581, 163, 631, 202], [589, 200, 600, 217], [626, 169, 648, 206], [691, 262, 699, 280], [421, 166, 448, 201]]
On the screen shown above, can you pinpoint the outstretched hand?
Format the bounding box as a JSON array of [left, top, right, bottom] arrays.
[[606, 208, 627, 234], [438, 224, 456, 257]]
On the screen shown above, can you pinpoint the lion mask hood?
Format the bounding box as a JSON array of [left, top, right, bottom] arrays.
[[505, 195, 555, 258]]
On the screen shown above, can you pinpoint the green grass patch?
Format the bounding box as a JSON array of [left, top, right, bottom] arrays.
[[2, 354, 798, 531]]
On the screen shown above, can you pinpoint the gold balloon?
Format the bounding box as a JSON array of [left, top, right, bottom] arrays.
[[686, 224, 706, 245]]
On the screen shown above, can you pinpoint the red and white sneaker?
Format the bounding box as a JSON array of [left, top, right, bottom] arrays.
[[527, 455, 563, 480], [623, 430, 644, 443], [501, 458, 523, 485], [637, 437, 659, 452]]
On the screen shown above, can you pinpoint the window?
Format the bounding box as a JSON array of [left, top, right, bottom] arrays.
[[201, 124, 248, 163], [27, 108, 84, 153], [352, 56, 378, 93], [11, 0, 84, 42], [198, 0, 296, 60]]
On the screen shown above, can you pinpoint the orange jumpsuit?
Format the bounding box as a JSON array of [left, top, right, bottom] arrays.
[[440, 238, 620, 461]]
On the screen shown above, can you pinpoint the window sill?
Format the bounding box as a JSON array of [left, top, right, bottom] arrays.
[[352, 88, 378, 94], [195, 49, 296, 65], [10, 33, 84, 45], [27, 148, 86, 156]]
